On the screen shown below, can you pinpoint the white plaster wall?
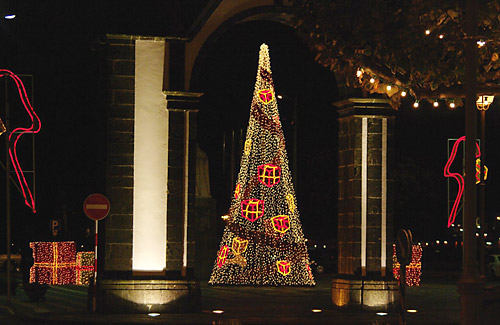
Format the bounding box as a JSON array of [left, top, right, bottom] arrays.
[[133, 39, 168, 271]]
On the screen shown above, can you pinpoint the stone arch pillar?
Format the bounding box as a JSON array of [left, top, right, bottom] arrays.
[[332, 97, 398, 310], [99, 35, 201, 313]]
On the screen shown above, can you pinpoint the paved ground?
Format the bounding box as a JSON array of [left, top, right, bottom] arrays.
[[0, 273, 496, 324]]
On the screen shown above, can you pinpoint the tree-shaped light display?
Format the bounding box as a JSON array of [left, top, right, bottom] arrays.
[[209, 44, 314, 286]]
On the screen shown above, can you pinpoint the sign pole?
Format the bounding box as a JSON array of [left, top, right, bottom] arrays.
[[93, 219, 98, 312], [83, 193, 110, 313]]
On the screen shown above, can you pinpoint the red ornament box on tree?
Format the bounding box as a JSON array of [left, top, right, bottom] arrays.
[[30, 241, 77, 285]]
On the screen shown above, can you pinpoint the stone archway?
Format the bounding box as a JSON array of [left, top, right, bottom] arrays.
[[100, 0, 396, 313]]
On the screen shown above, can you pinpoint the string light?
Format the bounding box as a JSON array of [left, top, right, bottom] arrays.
[[433, 100, 439, 107], [425, 29, 431, 35], [209, 44, 314, 286], [401, 91, 407, 97], [413, 100, 419, 108], [439, 34, 444, 39], [386, 85, 392, 91], [449, 101, 456, 108], [370, 77, 375, 83], [356, 69, 363, 77], [30, 241, 77, 285], [477, 40, 486, 47]]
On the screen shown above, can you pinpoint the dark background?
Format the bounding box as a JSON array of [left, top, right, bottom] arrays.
[[1, 0, 499, 257]]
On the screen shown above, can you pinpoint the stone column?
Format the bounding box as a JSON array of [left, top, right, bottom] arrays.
[[98, 35, 200, 313], [162, 92, 201, 276], [332, 98, 397, 310]]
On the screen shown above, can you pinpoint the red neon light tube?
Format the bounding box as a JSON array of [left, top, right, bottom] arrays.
[[0, 69, 41, 213], [443, 136, 480, 227]]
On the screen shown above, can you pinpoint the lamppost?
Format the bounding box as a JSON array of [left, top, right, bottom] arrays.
[[476, 95, 494, 279]]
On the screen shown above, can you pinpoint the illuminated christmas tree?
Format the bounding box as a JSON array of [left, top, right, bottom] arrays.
[[209, 44, 314, 286]]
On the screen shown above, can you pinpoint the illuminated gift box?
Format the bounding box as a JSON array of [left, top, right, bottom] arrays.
[[217, 245, 229, 268], [392, 244, 422, 286], [29, 241, 76, 285], [241, 199, 264, 222], [231, 237, 248, 255], [258, 89, 274, 104], [257, 164, 281, 188], [276, 260, 291, 275], [75, 251, 94, 285], [271, 215, 290, 233]]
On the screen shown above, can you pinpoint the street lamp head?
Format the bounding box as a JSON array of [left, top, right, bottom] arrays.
[[476, 95, 494, 110]]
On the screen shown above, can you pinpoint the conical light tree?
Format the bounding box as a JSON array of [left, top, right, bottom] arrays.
[[209, 44, 315, 286]]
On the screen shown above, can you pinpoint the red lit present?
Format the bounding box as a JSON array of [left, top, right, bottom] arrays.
[[30, 241, 76, 285], [76, 252, 94, 285], [217, 245, 229, 268], [271, 215, 290, 233], [276, 260, 291, 275], [258, 164, 281, 188], [258, 89, 274, 104], [392, 244, 422, 286], [241, 199, 264, 222]]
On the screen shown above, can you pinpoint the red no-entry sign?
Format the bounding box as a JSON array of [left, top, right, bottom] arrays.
[[83, 193, 110, 221]]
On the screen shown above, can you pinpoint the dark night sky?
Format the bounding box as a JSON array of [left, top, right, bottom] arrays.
[[1, 1, 500, 251]]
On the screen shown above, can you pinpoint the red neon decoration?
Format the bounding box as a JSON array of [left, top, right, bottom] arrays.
[[0, 70, 41, 213], [443, 136, 481, 227], [241, 198, 264, 222], [258, 164, 281, 187]]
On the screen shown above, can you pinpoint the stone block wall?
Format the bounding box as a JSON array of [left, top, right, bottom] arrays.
[[104, 35, 136, 272]]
